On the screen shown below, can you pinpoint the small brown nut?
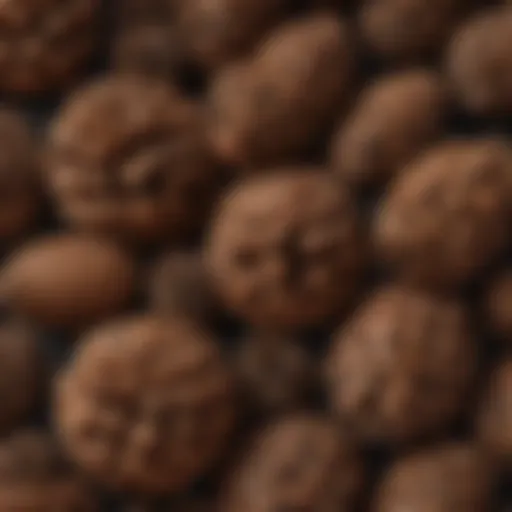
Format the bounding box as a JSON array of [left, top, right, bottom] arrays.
[[0, 108, 40, 242], [446, 7, 512, 116], [325, 285, 476, 445], [359, 0, 463, 62], [46, 75, 222, 243], [0, 0, 99, 94], [147, 250, 217, 325], [208, 13, 353, 167], [0, 429, 97, 511], [477, 359, 512, 465], [205, 170, 364, 330], [0, 234, 135, 328], [374, 139, 512, 289], [485, 270, 512, 345], [373, 443, 494, 512], [0, 322, 42, 432], [221, 413, 363, 512], [55, 315, 235, 494], [330, 69, 446, 187]]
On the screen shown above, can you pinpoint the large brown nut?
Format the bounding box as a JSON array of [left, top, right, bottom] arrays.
[[446, 7, 512, 116], [208, 13, 353, 167], [0, 108, 40, 242], [374, 139, 512, 289], [0, 235, 135, 329], [330, 69, 446, 187], [0, 0, 99, 94], [205, 170, 364, 330], [477, 360, 512, 465], [485, 270, 512, 345], [55, 315, 235, 494], [46, 75, 222, 243], [0, 429, 97, 511], [373, 443, 494, 512], [221, 414, 363, 512], [359, 0, 464, 62], [325, 285, 476, 445]]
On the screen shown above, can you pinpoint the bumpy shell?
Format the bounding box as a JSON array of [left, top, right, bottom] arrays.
[[206, 170, 364, 330], [0, 429, 97, 511], [0, 0, 99, 94], [0, 235, 135, 328], [446, 7, 512, 116], [208, 13, 353, 167], [330, 69, 446, 187], [222, 414, 363, 512], [55, 315, 235, 493], [374, 139, 512, 289], [326, 285, 476, 445], [46, 75, 222, 243], [485, 270, 512, 345], [374, 443, 494, 512]]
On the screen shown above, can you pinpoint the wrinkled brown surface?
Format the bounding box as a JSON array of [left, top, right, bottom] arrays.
[[206, 170, 364, 330], [326, 285, 476, 445], [55, 315, 235, 493], [485, 271, 512, 344]]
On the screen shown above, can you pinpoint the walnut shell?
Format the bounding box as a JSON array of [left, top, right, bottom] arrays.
[[0, 235, 135, 328], [205, 170, 364, 330], [55, 315, 235, 494], [485, 270, 512, 345], [326, 285, 476, 445]]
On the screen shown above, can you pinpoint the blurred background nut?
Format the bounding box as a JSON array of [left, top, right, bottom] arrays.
[[221, 414, 363, 512], [330, 69, 446, 187], [207, 13, 353, 167], [373, 443, 494, 512], [55, 315, 235, 494], [0, 235, 135, 329], [446, 7, 512, 116], [206, 170, 364, 331], [326, 285, 476, 445], [46, 75, 223, 243], [0, 0, 99, 94], [0, 429, 97, 511], [485, 270, 512, 345], [374, 139, 512, 289]]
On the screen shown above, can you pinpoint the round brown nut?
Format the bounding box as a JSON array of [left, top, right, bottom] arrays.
[[446, 7, 512, 116], [359, 0, 464, 62], [0, 0, 99, 94], [373, 443, 494, 512], [205, 170, 364, 330], [0, 235, 135, 328], [0, 429, 97, 511], [330, 69, 446, 187], [221, 413, 363, 512], [0, 108, 40, 242], [148, 250, 217, 325], [208, 13, 353, 167], [325, 285, 476, 445], [485, 270, 512, 345], [477, 359, 512, 464], [55, 315, 235, 494], [46, 75, 222, 243], [374, 139, 512, 289]]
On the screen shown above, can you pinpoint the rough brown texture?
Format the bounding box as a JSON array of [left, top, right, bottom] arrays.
[[373, 443, 494, 512], [0, 429, 97, 511], [330, 69, 446, 187], [206, 170, 364, 330], [221, 414, 363, 512], [55, 315, 235, 494], [374, 139, 512, 289], [326, 285, 476, 445], [0, 0, 99, 94], [446, 7, 512, 116], [478, 359, 512, 464], [46, 76, 222, 243], [207, 13, 353, 167], [485, 270, 512, 344], [0, 235, 135, 328], [0, 109, 40, 242], [359, 0, 463, 62]]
